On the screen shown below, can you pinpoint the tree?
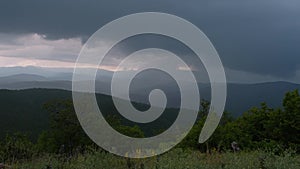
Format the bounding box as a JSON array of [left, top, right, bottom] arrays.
[[37, 100, 93, 154], [281, 90, 300, 150], [221, 90, 300, 152], [37, 100, 145, 154], [0, 133, 35, 163], [178, 100, 234, 153]]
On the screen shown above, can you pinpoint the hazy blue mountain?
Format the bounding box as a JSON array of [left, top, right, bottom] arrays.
[[0, 66, 70, 77], [0, 67, 300, 115], [0, 72, 299, 116], [0, 74, 48, 83], [0, 80, 71, 90], [226, 81, 300, 116], [0, 66, 114, 81], [0, 80, 299, 139]]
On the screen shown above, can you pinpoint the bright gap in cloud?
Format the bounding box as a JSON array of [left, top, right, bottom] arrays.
[[0, 55, 120, 72]]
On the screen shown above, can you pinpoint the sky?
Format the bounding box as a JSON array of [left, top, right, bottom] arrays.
[[0, 0, 300, 83]]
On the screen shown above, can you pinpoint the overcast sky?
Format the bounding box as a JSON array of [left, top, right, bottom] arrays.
[[0, 0, 299, 83]]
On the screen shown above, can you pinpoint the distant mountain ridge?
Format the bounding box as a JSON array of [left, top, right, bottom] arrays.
[[0, 69, 299, 140], [0, 73, 299, 116], [0, 74, 48, 83], [0, 71, 300, 116], [0, 85, 299, 140]]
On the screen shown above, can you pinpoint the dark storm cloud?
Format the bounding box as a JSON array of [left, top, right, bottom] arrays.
[[0, 0, 172, 40], [0, 0, 299, 78]]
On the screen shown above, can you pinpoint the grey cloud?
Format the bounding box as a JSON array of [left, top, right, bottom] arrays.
[[0, 0, 171, 40], [0, 0, 300, 79]]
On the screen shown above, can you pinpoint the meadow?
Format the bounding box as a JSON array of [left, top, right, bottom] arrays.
[[11, 149, 299, 169]]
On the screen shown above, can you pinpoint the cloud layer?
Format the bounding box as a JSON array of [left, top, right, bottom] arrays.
[[0, 0, 299, 82]]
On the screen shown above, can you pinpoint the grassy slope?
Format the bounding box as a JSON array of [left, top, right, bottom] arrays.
[[12, 149, 300, 169]]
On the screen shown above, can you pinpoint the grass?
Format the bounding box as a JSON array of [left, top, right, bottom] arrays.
[[10, 149, 300, 169]]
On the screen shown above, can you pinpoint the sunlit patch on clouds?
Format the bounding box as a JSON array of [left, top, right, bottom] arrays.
[[0, 33, 195, 72], [0, 33, 299, 83], [0, 33, 81, 62], [0, 55, 80, 68], [0, 33, 122, 71]]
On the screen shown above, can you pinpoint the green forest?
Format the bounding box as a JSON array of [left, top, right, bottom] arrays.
[[0, 90, 299, 168]]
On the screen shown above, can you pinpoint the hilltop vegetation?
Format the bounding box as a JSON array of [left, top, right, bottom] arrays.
[[0, 89, 71, 139], [0, 89, 178, 140], [0, 90, 299, 168]]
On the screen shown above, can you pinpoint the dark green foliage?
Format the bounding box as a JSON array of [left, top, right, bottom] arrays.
[[36, 100, 95, 154], [228, 90, 300, 152], [179, 90, 300, 153], [0, 133, 35, 163], [36, 100, 145, 154], [0, 89, 299, 164], [282, 90, 300, 148], [0, 89, 171, 140], [0, 89, 71, 140]]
